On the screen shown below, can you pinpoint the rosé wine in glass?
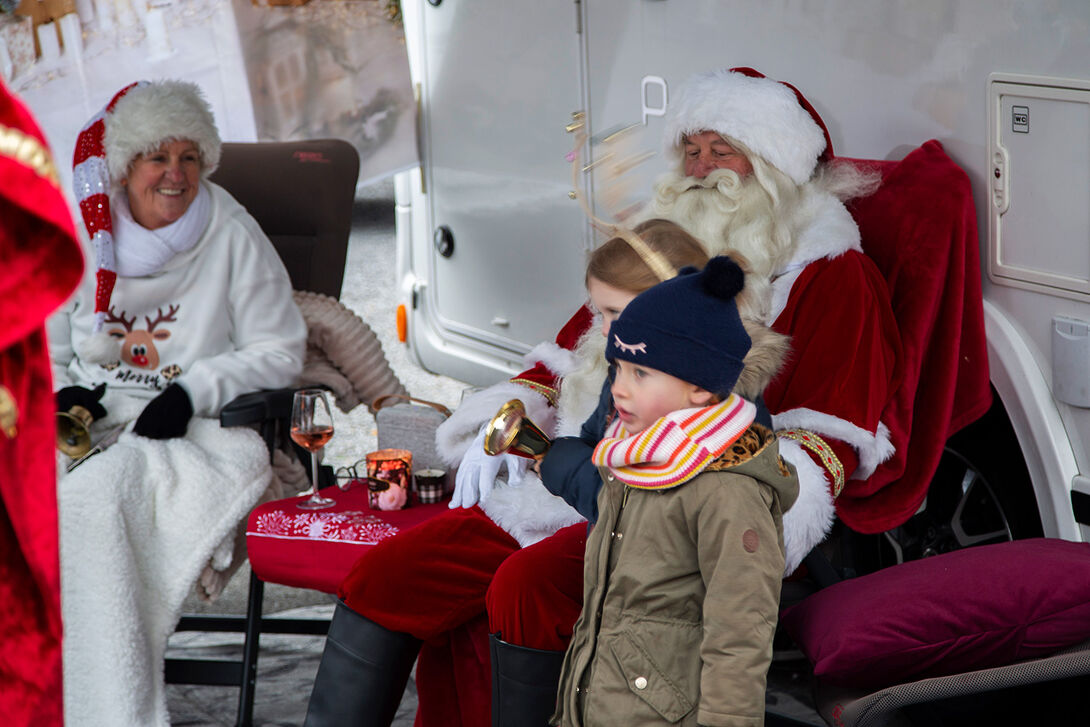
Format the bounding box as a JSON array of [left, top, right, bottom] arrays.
[[291, 389, 336, 510], [290, 425, 334, 452]]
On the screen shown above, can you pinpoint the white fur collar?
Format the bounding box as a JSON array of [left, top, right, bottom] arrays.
[[766, 186, 860, 323], [780, 185, 862, 274]]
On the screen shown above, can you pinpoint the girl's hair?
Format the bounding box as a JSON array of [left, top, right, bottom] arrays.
[[586, 219, 710, 293]]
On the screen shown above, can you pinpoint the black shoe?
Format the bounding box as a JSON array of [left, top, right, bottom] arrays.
[[304, 600, 421, 727], [490, 633, 565, 727]]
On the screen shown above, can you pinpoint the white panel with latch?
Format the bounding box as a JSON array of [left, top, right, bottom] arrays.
[[988, 73, 1090, 300]]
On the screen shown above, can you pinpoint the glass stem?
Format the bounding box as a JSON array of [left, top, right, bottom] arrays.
[[310, 451, 320, 495]]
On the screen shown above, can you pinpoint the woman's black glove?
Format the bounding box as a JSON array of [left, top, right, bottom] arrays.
[[133, 383, 193, 439], [55, 383, 108, 420]]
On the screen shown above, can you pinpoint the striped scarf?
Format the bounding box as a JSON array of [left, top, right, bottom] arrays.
[[591, 394, 756, 490]]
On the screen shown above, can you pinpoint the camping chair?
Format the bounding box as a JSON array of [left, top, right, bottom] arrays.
[[163, 138, 360, 726], [777, 142, 1090, 724]]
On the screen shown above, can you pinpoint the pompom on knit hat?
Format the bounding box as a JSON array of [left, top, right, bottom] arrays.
[[662, 67, 833, 186], [606, 255, 752, 396], [71, 79, 221, 364]]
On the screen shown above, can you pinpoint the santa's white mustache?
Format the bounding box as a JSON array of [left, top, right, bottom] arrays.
[[683, 167, 745, 191]]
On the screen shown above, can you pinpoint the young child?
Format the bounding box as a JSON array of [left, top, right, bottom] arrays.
[[552, 256, 799, 727]]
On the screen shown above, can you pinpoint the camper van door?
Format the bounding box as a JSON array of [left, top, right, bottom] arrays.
[[399, 0, 590, 387]]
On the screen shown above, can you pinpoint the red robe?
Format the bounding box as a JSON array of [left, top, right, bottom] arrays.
[[765, 250, 902, 509], [0, 80, 84, 727]]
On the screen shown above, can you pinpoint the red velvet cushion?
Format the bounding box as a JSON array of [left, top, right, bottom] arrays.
[[779, 538, 1090, 689], [246, 484, 449, 593]]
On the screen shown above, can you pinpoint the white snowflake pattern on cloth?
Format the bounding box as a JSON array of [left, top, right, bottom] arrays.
[[253, 508, 399, 544], [255, 509, 293, 535]]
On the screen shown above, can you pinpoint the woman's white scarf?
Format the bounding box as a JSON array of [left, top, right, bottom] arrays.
[[112, 183, 210, 277], [591, 394, 756, 490]]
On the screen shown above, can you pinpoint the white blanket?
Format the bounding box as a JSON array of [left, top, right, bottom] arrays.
[[59, 391, 271, 727]]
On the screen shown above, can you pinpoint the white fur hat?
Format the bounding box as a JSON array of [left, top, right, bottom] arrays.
[[663, 68, 830, 185], [103, 79, 221, 183]]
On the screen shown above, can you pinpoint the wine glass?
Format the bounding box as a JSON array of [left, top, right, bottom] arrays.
[[290, 388, 337, 510]]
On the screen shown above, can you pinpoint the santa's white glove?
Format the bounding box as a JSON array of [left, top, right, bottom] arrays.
[[449, 428, 530, 509]]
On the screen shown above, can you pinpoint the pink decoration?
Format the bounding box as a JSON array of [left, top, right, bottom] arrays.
[[376, 485, 408, 511]]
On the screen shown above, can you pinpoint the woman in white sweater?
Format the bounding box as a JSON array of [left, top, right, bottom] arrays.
[[49, 80, 306, 727], [52, 79, 306, 433]]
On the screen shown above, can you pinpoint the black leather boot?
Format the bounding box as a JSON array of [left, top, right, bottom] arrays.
[[304, 600, 421, 727], [490, 632, 566, 727]]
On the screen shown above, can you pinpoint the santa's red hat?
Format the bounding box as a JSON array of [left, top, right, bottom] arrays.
[[662, 67, 833, 186], [71, 79, 221, 364]]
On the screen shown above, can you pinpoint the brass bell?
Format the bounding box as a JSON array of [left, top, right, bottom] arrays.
[[484, 399, 551, 460], [56, 405, 94, 458]]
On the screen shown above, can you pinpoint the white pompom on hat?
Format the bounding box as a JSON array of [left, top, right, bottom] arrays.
[[70, 79, 221, 364], [662, 67, 833, 186]]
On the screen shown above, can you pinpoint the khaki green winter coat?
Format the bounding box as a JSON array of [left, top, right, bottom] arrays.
[[553, 424, 799, 727]]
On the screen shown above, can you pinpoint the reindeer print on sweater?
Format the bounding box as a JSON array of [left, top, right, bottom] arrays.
[[104, 305, 184, 385]]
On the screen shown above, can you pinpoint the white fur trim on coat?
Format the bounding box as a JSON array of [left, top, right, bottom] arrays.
[[435, 381, 555, 467], [768, 189, 863, 321], [772, 408, 895, 480], [778, 437, 836, 576], [783, 188, 862, 271], [479, 472, 585, 548], [663, 69, 826, 186], [523, 341, 580, 378]]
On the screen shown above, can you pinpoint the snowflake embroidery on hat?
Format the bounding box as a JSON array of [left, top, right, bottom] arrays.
[[613, 335, 647, 355]]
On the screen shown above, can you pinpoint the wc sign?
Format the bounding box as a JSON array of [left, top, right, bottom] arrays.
[[1012, 105, 1029, 133]]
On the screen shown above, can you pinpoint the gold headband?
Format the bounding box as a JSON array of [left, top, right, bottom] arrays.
[[566, 114, 674, 283]]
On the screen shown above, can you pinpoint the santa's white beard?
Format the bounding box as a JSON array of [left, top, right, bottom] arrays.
[[555, 323, 609, 437], [644, 169, 798, 323]]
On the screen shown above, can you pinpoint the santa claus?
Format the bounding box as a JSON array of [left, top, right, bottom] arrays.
[[305, 68, 903, 727], [644, 67, 903, 571]]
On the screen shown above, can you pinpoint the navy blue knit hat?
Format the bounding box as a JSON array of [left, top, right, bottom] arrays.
[[606, 256, 751, 395]]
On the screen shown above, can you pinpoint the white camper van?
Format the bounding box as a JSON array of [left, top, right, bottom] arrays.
[[394, 0, 1090, 566]]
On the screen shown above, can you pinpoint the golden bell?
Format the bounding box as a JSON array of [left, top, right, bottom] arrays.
[[56, 405, 94, 458], [484, 399, 551, 460]]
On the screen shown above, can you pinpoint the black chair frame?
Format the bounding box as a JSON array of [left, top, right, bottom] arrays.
[[163, 139, 360, 727]]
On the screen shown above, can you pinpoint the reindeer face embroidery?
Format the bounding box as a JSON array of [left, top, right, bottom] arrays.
[[613, 335, 647, 355], [105, 305, 179, 370]]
